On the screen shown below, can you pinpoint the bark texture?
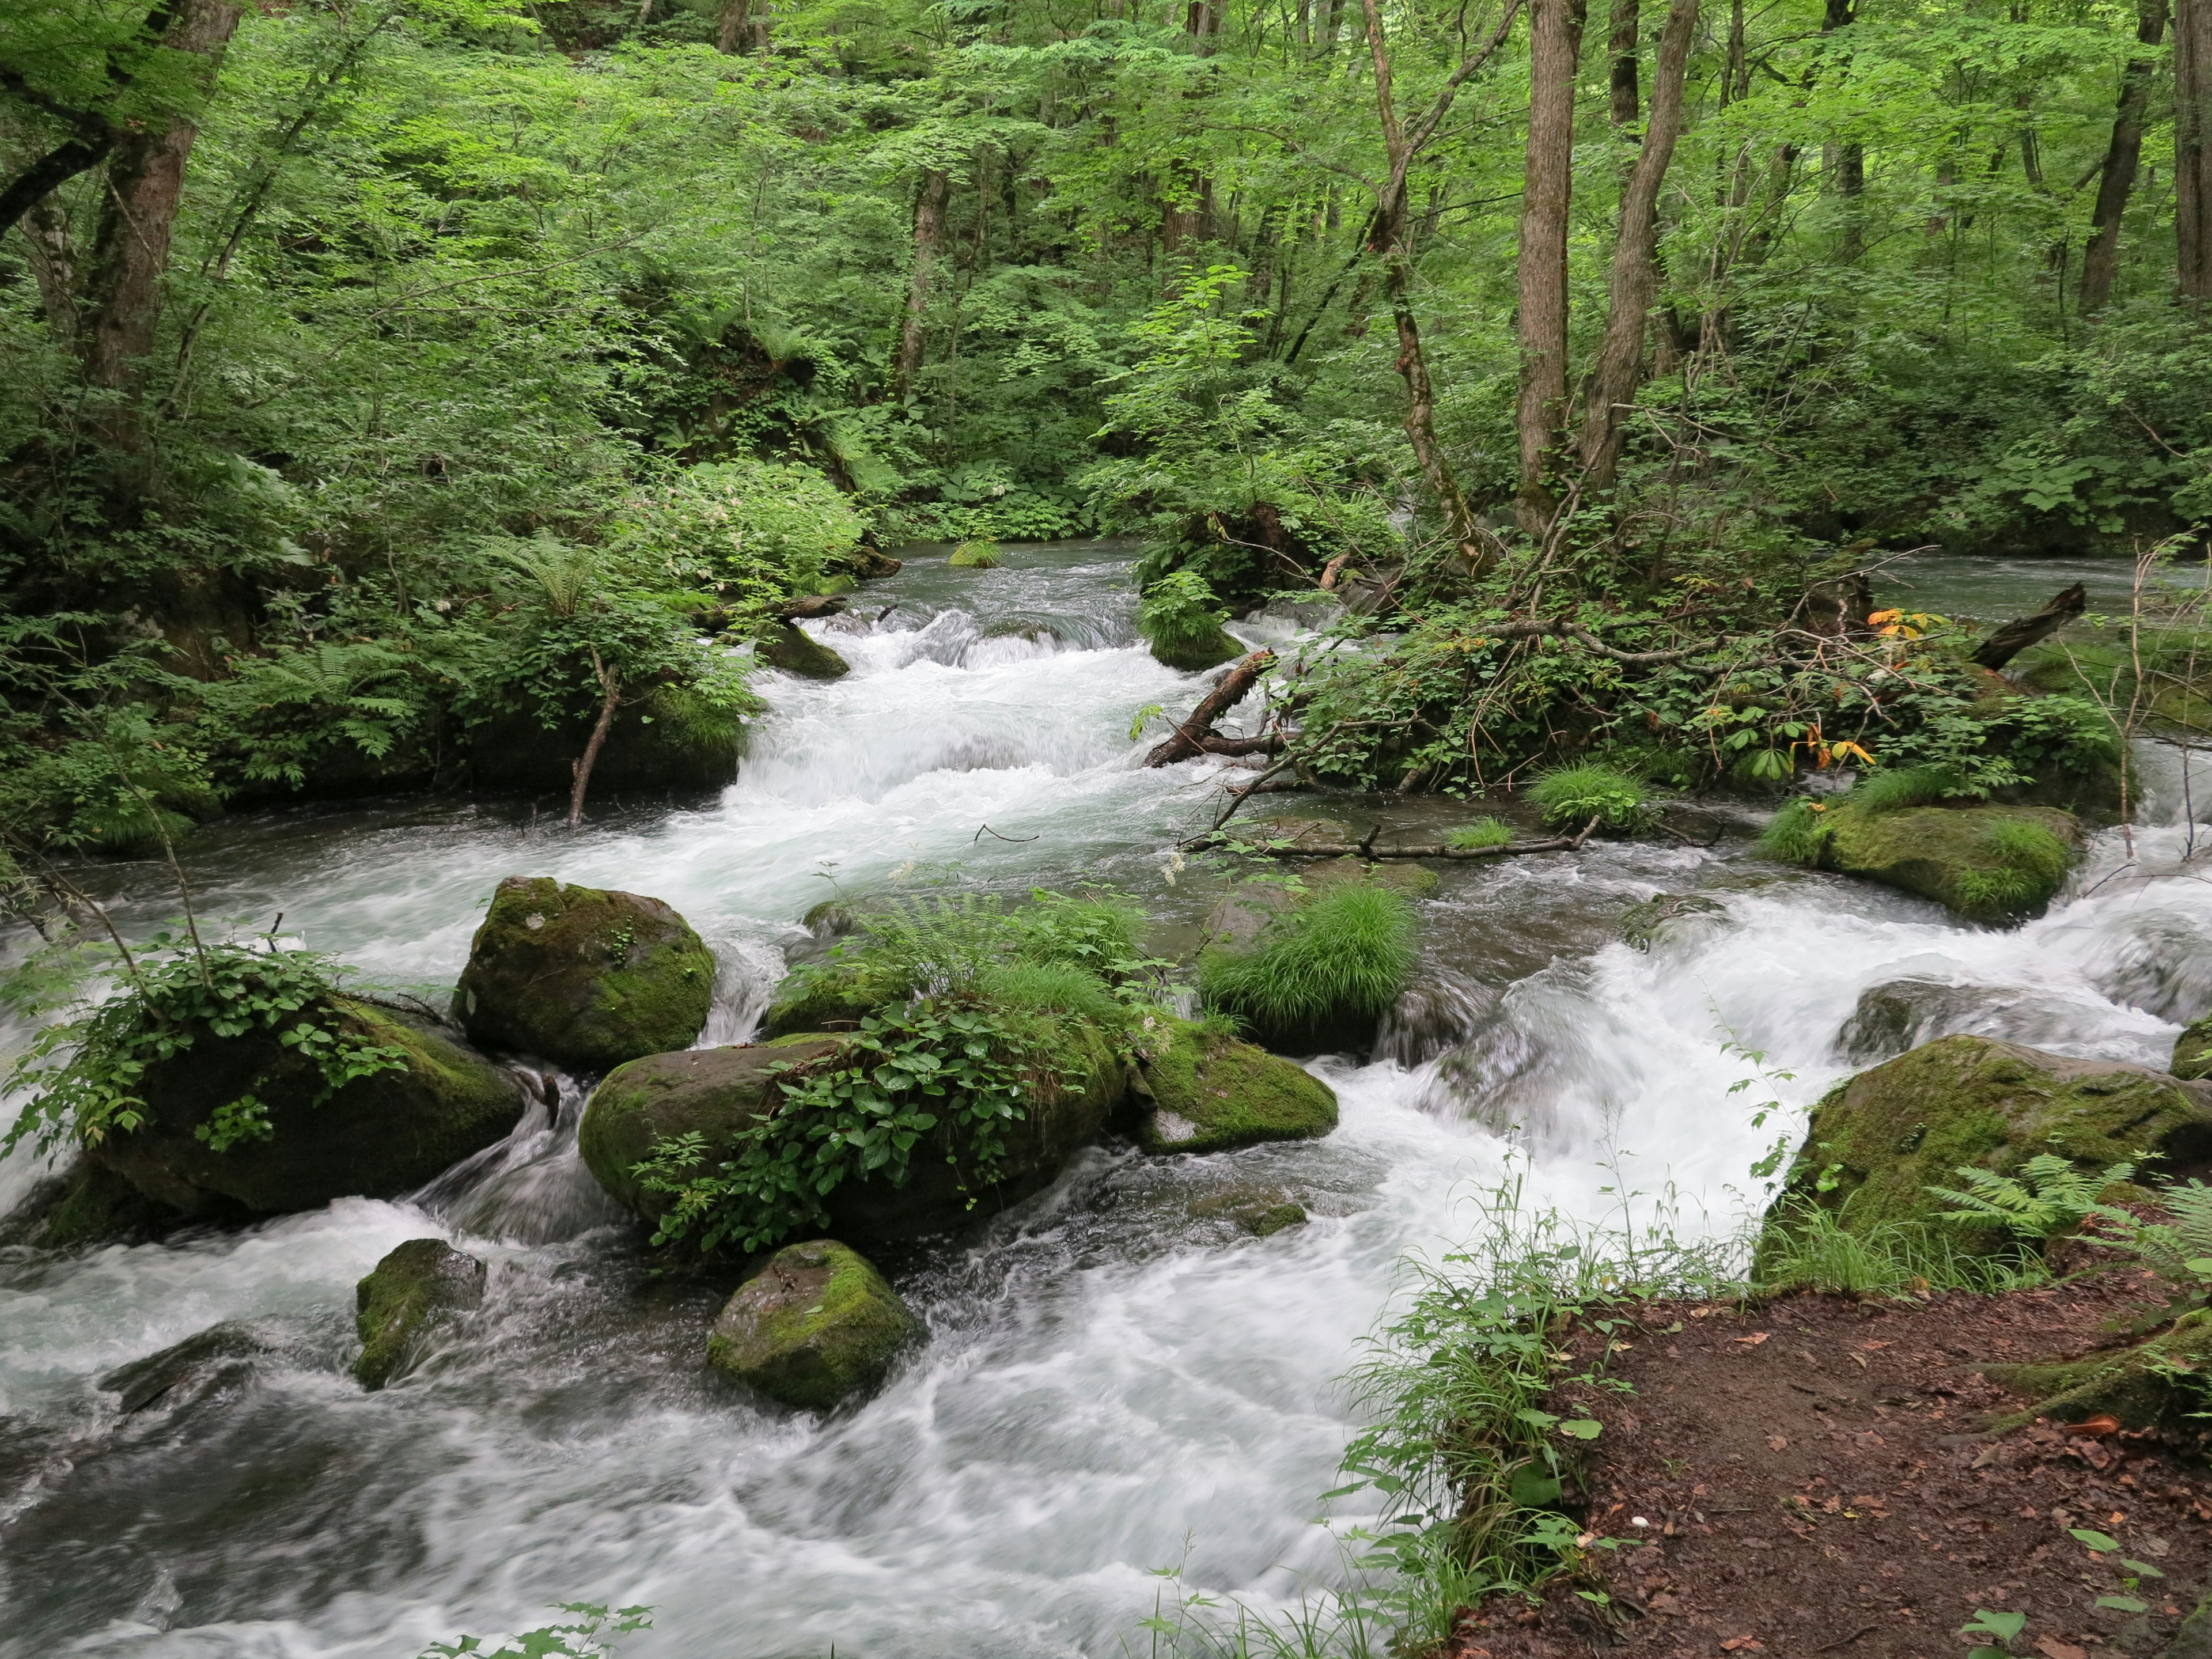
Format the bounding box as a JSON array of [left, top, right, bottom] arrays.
[[2179, 0, 2212, 303], [2080, 0, 2168, 313], [1516, 0, 1587, 531], [896, 168, 950, 396], [1608, 0, 1641, 126]]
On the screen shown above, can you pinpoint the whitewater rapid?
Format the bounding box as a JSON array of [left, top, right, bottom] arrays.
[[1, 542, 2207, 1658]]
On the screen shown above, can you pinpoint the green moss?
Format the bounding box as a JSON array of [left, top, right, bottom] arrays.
[[1774, 1034, 2212, 1248], [353, 1237, 486, 1390], [1821, 802, 2079, 921], [1148, 625, 1244, 672], [454, 877, 715, 1070], [2175, 1015, 2212, 1082], [704, 1238, 918, 1408], [760, 619, 851, 679], [1983, 1308, 2212, 1432], [1131, 1013, 1338, 1154], [757, 956, 900, 1037]]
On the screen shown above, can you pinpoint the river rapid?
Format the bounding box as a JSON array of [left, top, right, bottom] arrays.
[[2, 542, 2208, 1658]]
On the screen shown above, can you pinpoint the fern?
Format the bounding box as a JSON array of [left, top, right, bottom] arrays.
[[1928, 1153, 2131, 1244], [2092, 1179, 2212, 1298]]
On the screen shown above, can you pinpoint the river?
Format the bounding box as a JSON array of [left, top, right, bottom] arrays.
[[1, 541, 2207, 1658]]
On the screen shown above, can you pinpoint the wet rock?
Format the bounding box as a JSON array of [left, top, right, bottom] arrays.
[[1238, 1201, 1307, 1236], [89, 999, 525, 1217], [2175, 1014, 2212, 1082], [1822, 802, 2081, 922], [2168, 1591, 2212, 1659], [467, 684, 744, 794], [1202, 882, 1297, 952], [99, 1323, 288, 1414], [1833, 976, 2116, 1066], [1617, 893, 1725, 953], [1775, 1034, 2212, 1246], [1130, 1014, 1338, 1155], [354, 1237, 487, 1389], [1148, 626, 1243, 672], [761, 619, 850, 679], [454, 877, 715, 1071], [1306, 857, 1439, 899], [0, 1158, 184, 1248], [839, 545, 903, 579], [757, 957, 893, 1038], [706, 1239, 916, 1409]]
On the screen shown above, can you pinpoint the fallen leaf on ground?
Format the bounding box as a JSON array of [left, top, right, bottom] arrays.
[[2066, 1415, 2122, 1438], [1769, 1435, 1788, 1451], [2034, 1639, 2086, 1659], [1719, 1638, 1765, 1652], [1734, 1333, 1770, 1346]]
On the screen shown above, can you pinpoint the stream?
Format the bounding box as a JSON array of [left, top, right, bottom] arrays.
[[2, 541, 2209, 1658]]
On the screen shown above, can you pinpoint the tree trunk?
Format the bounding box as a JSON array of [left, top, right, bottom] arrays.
[[1823, 0, 1865, 263], [1515, 0, 1586, 532], [21, 195, 77, 340], [1579, 0, 1698, 488], [75, 0, 244, 435], [896, 168, 950, 396], [1146, 650, 1277, 766], [567, 653, 623, 827], [1608, 0, 1640, 126], [2178, 0, 2212, 304], [715, 0, 751, 51], [1975, 584, 2089, 670], [2080, 0, 2168, 313]]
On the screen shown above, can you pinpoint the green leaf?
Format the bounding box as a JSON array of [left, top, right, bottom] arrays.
[[2070, 1528, 2120, 1552], [1558, 1419, 1604, 1440], [2096, 1596, 2149, 1613]]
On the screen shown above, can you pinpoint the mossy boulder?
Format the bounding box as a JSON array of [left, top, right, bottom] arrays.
[[761, 620, 850, 679], [89, 999, 525, 1217], [578, 1036, 842, 1222], [354, 1237, 487, 1390], [1775, 1034, 2212, 1244], [467, 684, 744, 794], [2175, 1014, 2212, 1082], [1820, 802, 2081, 922], [454, 877, 715, 1071], [706, 1239, 916, 1408], [757, 957, 896, 1038], [0, 1158, 184, 1248], [1149, 626, 1243, 672], [1130, 1015, 1339, 1154]]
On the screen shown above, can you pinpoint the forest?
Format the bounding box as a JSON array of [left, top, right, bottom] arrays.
[[4, 0, 2212, 1656]]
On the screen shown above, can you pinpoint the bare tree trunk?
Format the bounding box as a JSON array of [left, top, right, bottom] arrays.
[[1515, 0, 1586, 532], [1580, 0, 1698, 488], [715, 0, 751, 51], [896, 169, 950, 396], [20, 195, 77, 340], [76, 0, 244, 442], [2081, 0, 2168, 313], [2179, 0, 2212, 304], [567, 653, 623, 827], [1608, 0, 1640, 126], [1823, 0, 1865, 262]]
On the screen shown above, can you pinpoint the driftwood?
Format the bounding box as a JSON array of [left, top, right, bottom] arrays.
[[1220, 815, 1604, 859], [1145, 648, 1279, 766], [778, 593, 850, 620], [1974, 583, 2088, 671]]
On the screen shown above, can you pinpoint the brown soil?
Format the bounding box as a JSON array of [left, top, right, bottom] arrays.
[[1453, 1276, 2212, 1659]]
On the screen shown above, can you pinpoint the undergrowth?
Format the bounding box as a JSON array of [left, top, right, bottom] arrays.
[[1199, 884, 1416, 1037], [1444, 817, 1514, 851], [1524, 763, 1653, 832]]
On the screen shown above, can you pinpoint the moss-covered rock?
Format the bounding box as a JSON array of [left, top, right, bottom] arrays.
[[761, 619, 851, 679], [756, 957, 896, 1039], [1821, 802, 2081, 922], [0, 1158, 184, 1248], [1130, 1015, 1338, 1154], [89, 999, 526, 1217], [578, 1036, 842, 1222], [467, 684, 744, 794], [1984, 1307, 2212, 1433], [1149, 626, 1244, 672], [1775, 1034, 2212, 1244], [946, 540, 1002, 569], [2175, 1014, 2212, 1082], [454, 877, 715, 1071], [705, 1239, 916, 1408], [354, 1237, 487, 1389]]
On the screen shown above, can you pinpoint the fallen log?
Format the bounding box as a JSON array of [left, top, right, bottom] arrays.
[[1974, 583, 2088, 671], [1211, 815, 1604, 859], [1145, 648, 1277, 766]]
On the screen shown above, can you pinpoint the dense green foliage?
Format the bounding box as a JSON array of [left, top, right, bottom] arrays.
[[1199, 882, 1417, 1032]]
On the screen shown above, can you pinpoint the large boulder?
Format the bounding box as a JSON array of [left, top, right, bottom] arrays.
[[354, 1238, 487, 1389], [1775, 1033, 2212, 1240], [705, 1239, 916, 1408], [2175, 1014, 2212, 1082], [757, 957, 895, 1039], [467, 684, 744, 794], [1, 1159, 184, 1248], [1821, 802, 2081, 922], [454, 877, 715, 1071], [89, 999, 525, 1218], [1149, 626, 1243, 672], [760, 620, 850, 680], [581, 1022, 1125, 1244], [1130, 1015, 1338, 1155]]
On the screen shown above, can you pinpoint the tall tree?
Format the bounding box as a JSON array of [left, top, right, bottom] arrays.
[[1822, 0, 1864, 263], [2179, 0, 2212, 303], [2080, 0, 2169, 313], [1515, 0, 1586, 531], [897, 168, 950, 396], [1580, 0, 1699, 488], [1608, 0, 1640, 126]]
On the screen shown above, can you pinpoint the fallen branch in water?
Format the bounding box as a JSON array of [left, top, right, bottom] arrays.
[[1974, 583, 2088, 671], [1205, 815, 1605, 858], [1146, 648, 1278, 766]]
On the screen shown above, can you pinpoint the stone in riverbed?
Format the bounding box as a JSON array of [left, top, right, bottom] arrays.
[[1130, 1014, 1338, 1155], [1820, 802, 2081, 922], [706, 1239, 916, 1408], [761, 619, 851, 679], [89, 999, 526, 1217], [2175, 1013, 2212, 1081], [454, 877, 715, 1071], [354, 1238, 487, 1389]]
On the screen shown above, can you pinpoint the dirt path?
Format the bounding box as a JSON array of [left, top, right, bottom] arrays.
[[1455, 1281, 2212, 1658]]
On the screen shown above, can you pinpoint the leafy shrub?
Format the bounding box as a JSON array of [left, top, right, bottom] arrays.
[[1753, 798, 1832, 865], [1200, 884, 1416, 1031], [1, 933, 407, 1157], [1953, 820, 2074, 914], [1137, 568, 1233, 657], [1525, 763, 1652, 831], [2090, 1178, 2212, 1298], [420, 1602, 652, 1659], [1445, 817, 1514, 851]]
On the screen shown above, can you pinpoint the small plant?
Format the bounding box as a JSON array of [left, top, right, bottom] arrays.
[[1524, 763, 1652, 832], [1752, 797, 1832, 866], [1756, 1199, 2049, 1298], [1137, 569, 1236, 661], [947, 538, 1003, 567], [1960, 1606, 2027, 1659], [1199, 884, 1416, 1036], [2084, 1177, 2212, 1298], [1927, 1153, 2130, 1247], [419, 1602, 652, 1658], [1847, 762, 1968, 812], [2069, 1527, 2166, 1614], [1445, 816, 1514, 851], [1952, 819, 2074, 914]]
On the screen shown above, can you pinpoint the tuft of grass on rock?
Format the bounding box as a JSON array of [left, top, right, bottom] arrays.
[[1753, 798, 1832, 866], [1445, 816, 1515, 851], [1199, 883, 1416, 1032], [1525, 762, 1653, 831], [947, 539, 1003, 569], [1846, 763, 1968, 813]]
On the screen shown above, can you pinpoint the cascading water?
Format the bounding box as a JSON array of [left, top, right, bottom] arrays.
[[1, 543, 2206, 1658]]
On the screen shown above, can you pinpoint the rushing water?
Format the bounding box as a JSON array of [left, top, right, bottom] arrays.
[[2, 543, 2209, 1658]]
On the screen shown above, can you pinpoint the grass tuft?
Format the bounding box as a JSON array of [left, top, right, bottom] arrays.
[[1846, 762, 1967, 812], [1953, 819, 2073, 914], [1752, 1199, 2047, 1298], [1753, 798, 1831, 866], [1198, 883, 1416, 1032], [1445, 816, 1514, 851], [1525, 762, 1652, 831]]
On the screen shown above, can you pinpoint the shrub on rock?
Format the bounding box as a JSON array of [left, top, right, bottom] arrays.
[[1130, 1014, 1337, 1154], [1772, 1033, 2212, 1246], [355, 1237, 487, 1389], [706, 1239, 916, 1408], [454, 877, 715, 1070]]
